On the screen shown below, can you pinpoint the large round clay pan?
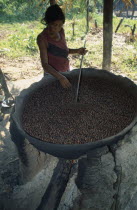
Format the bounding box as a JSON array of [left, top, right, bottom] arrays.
[[12, 68, 137, 159]]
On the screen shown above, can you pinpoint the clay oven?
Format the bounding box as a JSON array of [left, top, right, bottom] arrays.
[[11, 68, 137, 159]]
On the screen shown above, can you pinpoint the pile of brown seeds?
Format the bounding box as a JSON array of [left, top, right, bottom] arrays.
[[22, 76, 137, 144]]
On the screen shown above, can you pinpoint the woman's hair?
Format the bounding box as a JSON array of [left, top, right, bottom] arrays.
[[41, 4, 65, 25]]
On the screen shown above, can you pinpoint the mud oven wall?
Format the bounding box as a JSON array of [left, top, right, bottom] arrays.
[[3, 124, 137, 210], [2, 68, 137, 210]]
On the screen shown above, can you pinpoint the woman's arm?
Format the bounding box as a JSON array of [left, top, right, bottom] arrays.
[[69, 48, 87, 55], [37, 35, 71, 88]]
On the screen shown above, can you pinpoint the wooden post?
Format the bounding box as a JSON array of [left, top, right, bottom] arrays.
[[131, 4, 135, 19], [36, 159, 72, 210], [95, 19, 98, 28], [102, 0, 113, 70], [132, 24, 136, 36], [0, 68, 11, 99], [72, 21, 75, 36], [115, 18, 124, 33], [86, 0, 89, 33]]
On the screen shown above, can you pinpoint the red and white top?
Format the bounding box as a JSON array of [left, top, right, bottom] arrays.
[[39, 28, 70, 72]]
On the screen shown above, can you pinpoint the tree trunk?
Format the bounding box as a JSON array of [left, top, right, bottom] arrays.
[[126, 7, 129, 18], [131, 5, 135, 19], [102, 0, 113, 70]]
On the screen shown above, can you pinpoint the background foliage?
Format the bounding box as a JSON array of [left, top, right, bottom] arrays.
[[0, 0, 137, 79], [0, 0, 104, 22]]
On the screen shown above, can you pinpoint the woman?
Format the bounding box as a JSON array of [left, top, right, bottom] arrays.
[[37, 4, 87, 88]]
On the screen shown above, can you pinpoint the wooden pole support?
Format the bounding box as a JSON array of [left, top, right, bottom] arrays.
[[0, 68, 12, 99], [102, 0, 113, 71], [115, 18, 124, 33]]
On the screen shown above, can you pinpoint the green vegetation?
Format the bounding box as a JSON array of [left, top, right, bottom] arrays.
[[0, 0, 48, 22], [0, 22, 42, 57], [0, 1, 137, 80]]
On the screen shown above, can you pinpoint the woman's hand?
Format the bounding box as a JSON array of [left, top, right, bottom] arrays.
[[77, 47, 88, 55], [59, 75, 71, 88]]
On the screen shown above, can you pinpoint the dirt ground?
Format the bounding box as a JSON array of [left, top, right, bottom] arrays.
[[0, 30, 136, 92], [0, 55, 43, 155]]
